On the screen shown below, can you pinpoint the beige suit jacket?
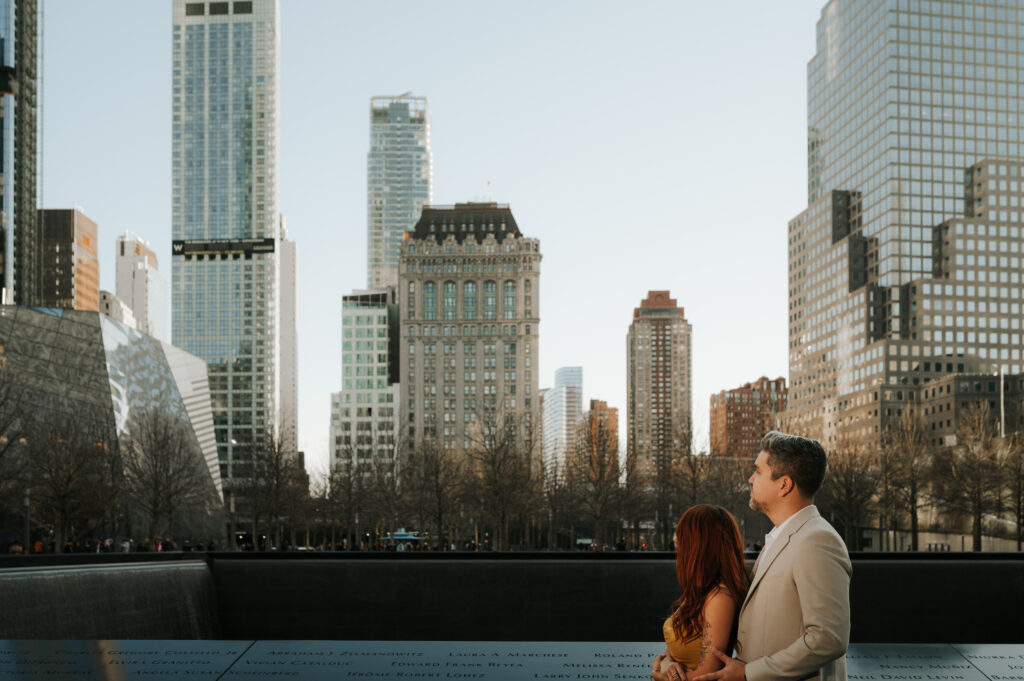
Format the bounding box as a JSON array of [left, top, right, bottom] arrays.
[[738, 505, 852, 681]]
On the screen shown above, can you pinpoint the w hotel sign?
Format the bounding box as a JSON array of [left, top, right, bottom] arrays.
[[172, 238, 276, 258]]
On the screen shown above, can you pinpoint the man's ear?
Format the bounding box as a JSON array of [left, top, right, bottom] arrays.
[[777, 475, 795, 497]]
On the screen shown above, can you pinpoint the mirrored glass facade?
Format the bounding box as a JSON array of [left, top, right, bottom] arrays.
[[0, 306, 222, 501], [786, 0, 1024, 445], [171, 0, 280, 501]]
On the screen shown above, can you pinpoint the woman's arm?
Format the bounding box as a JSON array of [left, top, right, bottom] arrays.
[[689, 589, 739, 678]]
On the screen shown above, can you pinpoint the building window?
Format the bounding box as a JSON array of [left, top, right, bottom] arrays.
[[185, 2, 204, 15], [484, 281, 496, 319], [424, 282, 436, 320], [464, 281, 477, 319], [444, 281, 456, 320], [503, 281, 516, 319]]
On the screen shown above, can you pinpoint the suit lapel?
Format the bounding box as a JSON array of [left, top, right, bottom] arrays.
[[740, 506, 819, 614]]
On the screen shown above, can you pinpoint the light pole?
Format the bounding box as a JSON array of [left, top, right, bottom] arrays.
[[23, 487, 30, 554]]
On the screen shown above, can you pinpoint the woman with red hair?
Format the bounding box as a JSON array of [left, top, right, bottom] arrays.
[[651, 504, 748, 681]]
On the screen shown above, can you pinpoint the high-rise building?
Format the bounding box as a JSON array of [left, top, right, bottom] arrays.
[[626, 291, 692, 479], [329, 288, 399, 475], [542, 366, 583, 475], [398, 203, 540, 457], [171, 0, 281, 514], [367, 95, 432, 290], [710, 376, 787, 458], [278, 215, 298, 457], [115, 231, 168, 342], [784, 1, 1024, 446], [38, 208, 99, 312], [99, 290, 137, 328], [575, 398, 619, 468], [0, 0, 38, 306]]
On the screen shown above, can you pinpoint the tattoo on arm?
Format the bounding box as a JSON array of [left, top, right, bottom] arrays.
[[699, 621, 713, 664]]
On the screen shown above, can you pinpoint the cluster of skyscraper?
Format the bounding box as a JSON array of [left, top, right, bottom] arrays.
[[9, 0, 1024, 512], [329, 88, 704, 483]]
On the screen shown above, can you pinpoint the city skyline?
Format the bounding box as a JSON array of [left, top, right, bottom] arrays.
[[40, 1, 824, 476]]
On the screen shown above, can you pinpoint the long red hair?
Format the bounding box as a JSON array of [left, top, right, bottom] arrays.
[[670, 504, 748, 646]]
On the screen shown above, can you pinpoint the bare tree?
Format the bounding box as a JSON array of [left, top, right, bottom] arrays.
[[403, 437, 465, 549], [817, 436, 876, 551], [882, 410, 932, 551], [0, 344, 29, 490], [932, 401, 1003, 551], [330, 445, 371, 549], [466, 411, 534, 551], [122, 409, 214, 541], [541, 460, 581, 550], [566, 411, 621, 546], [27, 411, 112, 552], [244, 433, 306, 551], [1004, 433, 1024, 552], [873, 425, 901, 551], [618, 449, 648, 550]]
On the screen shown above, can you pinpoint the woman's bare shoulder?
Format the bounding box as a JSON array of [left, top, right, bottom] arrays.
[[705, 585, 740, 608]]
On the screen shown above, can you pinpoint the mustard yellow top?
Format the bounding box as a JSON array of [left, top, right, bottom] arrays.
[[662, 615, 701, 670]]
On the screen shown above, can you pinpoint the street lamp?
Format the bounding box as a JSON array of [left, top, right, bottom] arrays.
[[23, 487, 30, 554], [228, 438, 238, 548]]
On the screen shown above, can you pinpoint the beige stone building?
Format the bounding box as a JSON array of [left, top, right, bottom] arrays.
[[398, 203, 541, 457], [626, 291, 692, 480]]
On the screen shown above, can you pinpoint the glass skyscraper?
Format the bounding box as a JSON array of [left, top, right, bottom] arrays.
[[171, 0, 281, 511], [785, 0, 1024, 444], [0, 0, 37, 306], [367, 95, 433, 290], [542, 366, 583, 475]]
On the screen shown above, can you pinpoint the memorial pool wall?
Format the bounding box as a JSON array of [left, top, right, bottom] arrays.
[[0, 552, 1020, 642]]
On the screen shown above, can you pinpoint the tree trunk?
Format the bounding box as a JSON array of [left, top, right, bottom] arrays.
[[910, 501, 919, 552]]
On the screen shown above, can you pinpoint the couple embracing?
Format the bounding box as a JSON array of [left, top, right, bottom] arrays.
[[652, 431, 852, 681]]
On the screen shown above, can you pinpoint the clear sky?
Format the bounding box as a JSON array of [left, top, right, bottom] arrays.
[[43, 0, 825, 477]]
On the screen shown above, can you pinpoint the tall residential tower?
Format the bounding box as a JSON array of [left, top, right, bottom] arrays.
[[627, 291, 692, 479], [171, 0, 281, 514], [784, 0, 1024, 445], [367, 95, 432, 289]]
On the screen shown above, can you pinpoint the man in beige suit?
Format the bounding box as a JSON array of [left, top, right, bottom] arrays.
[[690, 431, 851, 681]]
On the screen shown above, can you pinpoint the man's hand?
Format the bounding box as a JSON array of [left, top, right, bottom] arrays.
[[690, 648, 745, 681]]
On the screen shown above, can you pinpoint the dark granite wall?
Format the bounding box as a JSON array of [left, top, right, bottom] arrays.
[[0, 558, 218, 639], [212, 556, 676, 641], [1, 553, 1021, 642]]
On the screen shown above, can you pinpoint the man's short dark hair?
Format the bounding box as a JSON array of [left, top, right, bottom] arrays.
[[759, 431, 827, 498]]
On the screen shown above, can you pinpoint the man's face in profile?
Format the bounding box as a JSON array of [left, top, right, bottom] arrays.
[[748, 450, 772, 513]]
